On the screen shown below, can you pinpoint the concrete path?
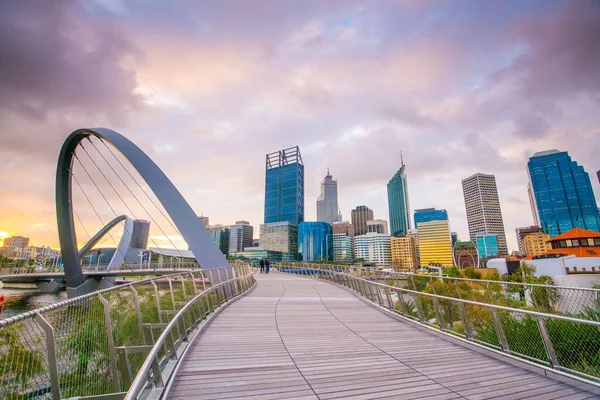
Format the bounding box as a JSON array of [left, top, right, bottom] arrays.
[[168, 273, 598, 399]]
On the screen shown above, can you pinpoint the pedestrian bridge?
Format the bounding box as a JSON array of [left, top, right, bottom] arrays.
[[2, 266, 600, 399], [165, 273, 597, 400]]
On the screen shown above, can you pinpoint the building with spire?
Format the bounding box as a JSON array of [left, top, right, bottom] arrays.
[[316, 169, 342, 225], [527, 150, 600, 237], [387, 155, 411, 237]]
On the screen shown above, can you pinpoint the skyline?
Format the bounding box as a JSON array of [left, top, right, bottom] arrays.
[[1, 0, 600, 251]]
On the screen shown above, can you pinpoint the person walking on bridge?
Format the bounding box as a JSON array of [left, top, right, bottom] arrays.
[[265, 258, 270, 274], [259, 258, 265, 274]]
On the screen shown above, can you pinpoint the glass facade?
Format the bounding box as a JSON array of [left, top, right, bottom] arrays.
[[414, 208, 448, 228], [387, 164, 411, 237], [264, 147, 304, 225], [207, 225, 230, 255], [298, 222, 333, 262], [528, 150, 600, 237], [333, 234, 353, 263], [476, 235, 499, 258]]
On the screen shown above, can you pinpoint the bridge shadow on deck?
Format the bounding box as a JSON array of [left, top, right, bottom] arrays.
[[168, 273, 598, 400]]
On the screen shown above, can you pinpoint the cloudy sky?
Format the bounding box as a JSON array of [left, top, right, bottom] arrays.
[[1, 0, 599, 251]]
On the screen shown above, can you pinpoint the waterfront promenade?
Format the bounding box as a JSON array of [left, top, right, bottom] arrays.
[[168, 273, 597, 399]]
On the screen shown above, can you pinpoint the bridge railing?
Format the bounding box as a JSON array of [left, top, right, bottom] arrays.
[[0, 264, 254, 400], [280, 265, 600, 386], [276, 262, 600, 317]]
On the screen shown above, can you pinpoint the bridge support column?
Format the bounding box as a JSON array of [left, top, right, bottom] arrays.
[[37, 279, 63, 293], [66, 276, 116, 298]]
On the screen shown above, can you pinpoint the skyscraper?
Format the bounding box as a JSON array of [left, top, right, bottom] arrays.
[[461, 173, 508, 255], [351, 205, 374, 236], [353, 233, 392, 267], [298, 222, 333, 262], [414, 209, 453, 266], [528, 150, 600, 237], [229, 221, 254, 253], [332, 221, 355, 237], [264, 146, 304, 225], [387, 160, 411, 237], [130, 220, 150, 249], [316, 170, 341, 225], [333, 234, 353, 264], [516, 226, 543, 256], [207, 225, 230, 255], [367, 219, 389, 235], [476, 235, 499, 259]]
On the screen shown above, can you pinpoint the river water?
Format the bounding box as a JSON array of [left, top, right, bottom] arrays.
[[0, 288, 67, 320]]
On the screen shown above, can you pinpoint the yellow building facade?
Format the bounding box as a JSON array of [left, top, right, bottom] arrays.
[[417, 220, 454, 266], [523, 232, 552, 257], [390, 236, 417, 271]]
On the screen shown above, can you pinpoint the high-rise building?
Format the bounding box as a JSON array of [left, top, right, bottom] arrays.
[[3, 236, 29, 248], [353, 233, 392, 267], [316, 170, 342, 225], [461, 173, 508, 255], [259, 221, 297, 256], [451, 232, 458, 248], [414, 208, 448, 228], [523, 232, 552, 257], [476, 235, 499, 259], [333, 234, 353, 264], [298, 222, 333, 262], [198, 216, 209, 227], [264, 146, 304, 225], [367, 219, 389, 235], [527, 150, 600, 237], [390, 236, 417, 271], [415, 209, 453, 266], [229, 221, 254, 253], [332, 221, 355, 238], [387, 160, 411, 237], [453, 241, 479, 268], [130, 220, 150, 249], [351, 206, 374, 236], [408, 229, 420, 266], [528, 185, 540, 227], [207, 225, 230, 255], [516, 226, 543, 256]]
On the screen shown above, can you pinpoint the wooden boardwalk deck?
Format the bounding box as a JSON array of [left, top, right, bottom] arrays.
[[168, 273, 599, 399]]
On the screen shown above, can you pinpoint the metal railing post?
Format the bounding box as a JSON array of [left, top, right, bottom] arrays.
[[491, 309, 510, 353], [432, 298, 446, 331], [537, 317, 559, 368], [98, 293, 121, 392], [457, 302, 473, 340], [130, 286, 146, 344], [33, 312, 61, 400]]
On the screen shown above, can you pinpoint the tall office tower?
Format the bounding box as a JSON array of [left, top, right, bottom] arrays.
[[414, 209, 453, 266], [476, 234, 499, 259], [523, 232, 552, 257], [528, 150, 600, 237], [207, 225, 230, 255], [298, 222, 333, 262], [527, 185, 540, 226], [198, 216, 209, 227], [3, 236, 29, 248], [451, 232, 458, 248], [408, 229, 420, 266], [367, 219, 389, 235], [259, 221, 298, 256], [390, 236, 417, 271], [264, 146, 304, 225], [387, 159, 411, 237], [333, 234, 353, 263], [353, 233, 392, 267], [516, 226, 543, 256], [332, 221, 355, 237], [461, 173, 508, 255], [228, 221, 254, 253], [316, 170, 342, 225], [130, 220, 150, 249], [351, 205, 374, 236]]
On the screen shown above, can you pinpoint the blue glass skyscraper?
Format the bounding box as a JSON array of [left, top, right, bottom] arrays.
[[414, 208, 448, 228], [527, 150, 600, 237], [264, 146, 304, 225], [298, 222, 333, 262], [387, 159, 411, 237], [476, 235, 499, 258]]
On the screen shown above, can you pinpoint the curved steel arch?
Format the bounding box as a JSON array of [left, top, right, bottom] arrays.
[[57, 128, 229, 294], [78, 214, 134, 270]]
